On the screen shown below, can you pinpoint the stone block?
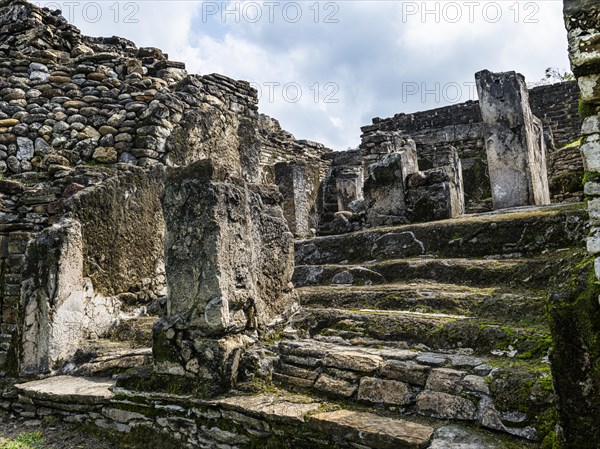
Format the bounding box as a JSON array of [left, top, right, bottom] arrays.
[[335, 166, 364, 212], [581, 140, 600, 172], [579, 74, 600, 103], [425, 368, 467, 394], [380, 360, 430, 386], [314, 375, 357, 398], [416, 390, 477, 421], [406, 146, 465, 222], [587, 229, 600, 255], [322, 351, 383, 372], [475, 70, 550, 209], [584, 181, 600, 196], [582, 116, 600, 135], [357, 377, 414, 405], [363, 142, 419, 226], [274, 162, 321, 238], [589, 198, 600, 226], [162, 160, 294, 335], [309, 410, 434, 449]]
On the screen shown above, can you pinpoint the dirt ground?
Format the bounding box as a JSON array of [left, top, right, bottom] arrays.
[[0, 414, 119, 449]]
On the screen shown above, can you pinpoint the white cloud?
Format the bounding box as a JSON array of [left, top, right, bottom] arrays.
[[41, 0, 572, 150]]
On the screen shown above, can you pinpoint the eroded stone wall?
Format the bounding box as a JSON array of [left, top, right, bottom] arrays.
[[551, 1, 600, 447], [0, 0, 307, 375]]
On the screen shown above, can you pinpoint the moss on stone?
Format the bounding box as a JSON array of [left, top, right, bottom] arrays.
[[547, 257, 600, 448], [579, 100, 597, 118]]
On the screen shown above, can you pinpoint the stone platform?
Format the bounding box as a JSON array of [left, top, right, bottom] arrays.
[[10, 375, 518, 449]]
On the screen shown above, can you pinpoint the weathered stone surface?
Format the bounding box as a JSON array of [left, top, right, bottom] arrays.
[[425, 368, 466, 394], [164, 105, 261, 183], [322, 351, 383, 372], [416, 391, 477, 420], [314, 374, 357, 397], [215, 393, 321, 423], [428, 424, 507, 448], [274, 162, 321, 238], [406, 146, 465, 222], [161, 160, 295, 334], [475, 70, 550, 209], [363, 142, 418, 226], [20, 219, 119, 373], [92, 146, 118, 163], [15, 376, 114, 404], [357, 377, 414, 405], [67, 167, 165, 298], [381, 360, 430, 386], [309, 410, 434, 449]]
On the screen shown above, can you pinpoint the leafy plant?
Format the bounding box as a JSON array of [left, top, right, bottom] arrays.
[[0, 432, 45, 449]]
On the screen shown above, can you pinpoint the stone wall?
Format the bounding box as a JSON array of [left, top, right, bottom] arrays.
[[551, 1, 600, 447], [360, 81, 583, 211], [258, 114, 332, 182], [0, 0, 307, 375], [259, 114, 332, 238]]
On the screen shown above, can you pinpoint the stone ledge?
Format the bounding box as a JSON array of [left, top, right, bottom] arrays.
[[309, 409, 434, 449], [14, 376, 115, 404]]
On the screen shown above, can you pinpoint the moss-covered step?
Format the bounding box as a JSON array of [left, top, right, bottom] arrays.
[[272, 339, 554, 442], [297, 283, 547, 326], [293, 256, 557, 289], [296, 203, 587, 265], [289, 307, 552, 359]]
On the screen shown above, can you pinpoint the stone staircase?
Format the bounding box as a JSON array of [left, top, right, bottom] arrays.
[[8, 204, 586, 448], [65, 316, 155, 377], [270, 203, 588, 445]]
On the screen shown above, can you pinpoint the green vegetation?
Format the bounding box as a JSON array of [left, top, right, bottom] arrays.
[[546, 256, 600, 447], [582, 171, 600, 186], [559, 138, 581, 150], [579, 99, 597, 118], [0, 432, 45, 449]]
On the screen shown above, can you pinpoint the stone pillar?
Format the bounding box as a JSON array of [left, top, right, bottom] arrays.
[[548, 1, 600, 446], [363, 138, 419, 226], [152, 160, 295, 397], [406, 146, 465, 222], [20, 220, 91, 374], [335, 166, 364, 212], [274, 162, 320, 238], [475, 70, 551, 209]]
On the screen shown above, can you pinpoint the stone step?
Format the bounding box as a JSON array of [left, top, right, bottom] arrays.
[[66, 339, 152, 377], [15, 375, 114, 405], [296, 203, 587, 265], [297, 283, 547, 326], [13, 376, 528, 448], [288, 307, 551, 359], [293, 256, 557, 289], [272, 339, 552, 441]]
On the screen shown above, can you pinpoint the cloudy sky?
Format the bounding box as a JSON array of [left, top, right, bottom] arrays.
[[41, 0, 570, 150]]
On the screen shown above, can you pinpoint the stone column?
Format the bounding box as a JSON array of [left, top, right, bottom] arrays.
[[335, 166, 364, 212], [363, 137, 419, 226], [549, 1, 600, 446], [152, 160, 295, 397], [475, 70, 551, 209], [406, 145, 465, 222], [274, 162, 320, 238]]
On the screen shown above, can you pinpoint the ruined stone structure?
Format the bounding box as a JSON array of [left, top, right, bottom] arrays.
[[360, 81, 583, 212], [549, 1, 600, 447], [476, 70, 551, 209], [0, 1, 597, 448]]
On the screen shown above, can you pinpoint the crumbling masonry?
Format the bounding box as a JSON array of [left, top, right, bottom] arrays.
[[0, 0, 598, 448]]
